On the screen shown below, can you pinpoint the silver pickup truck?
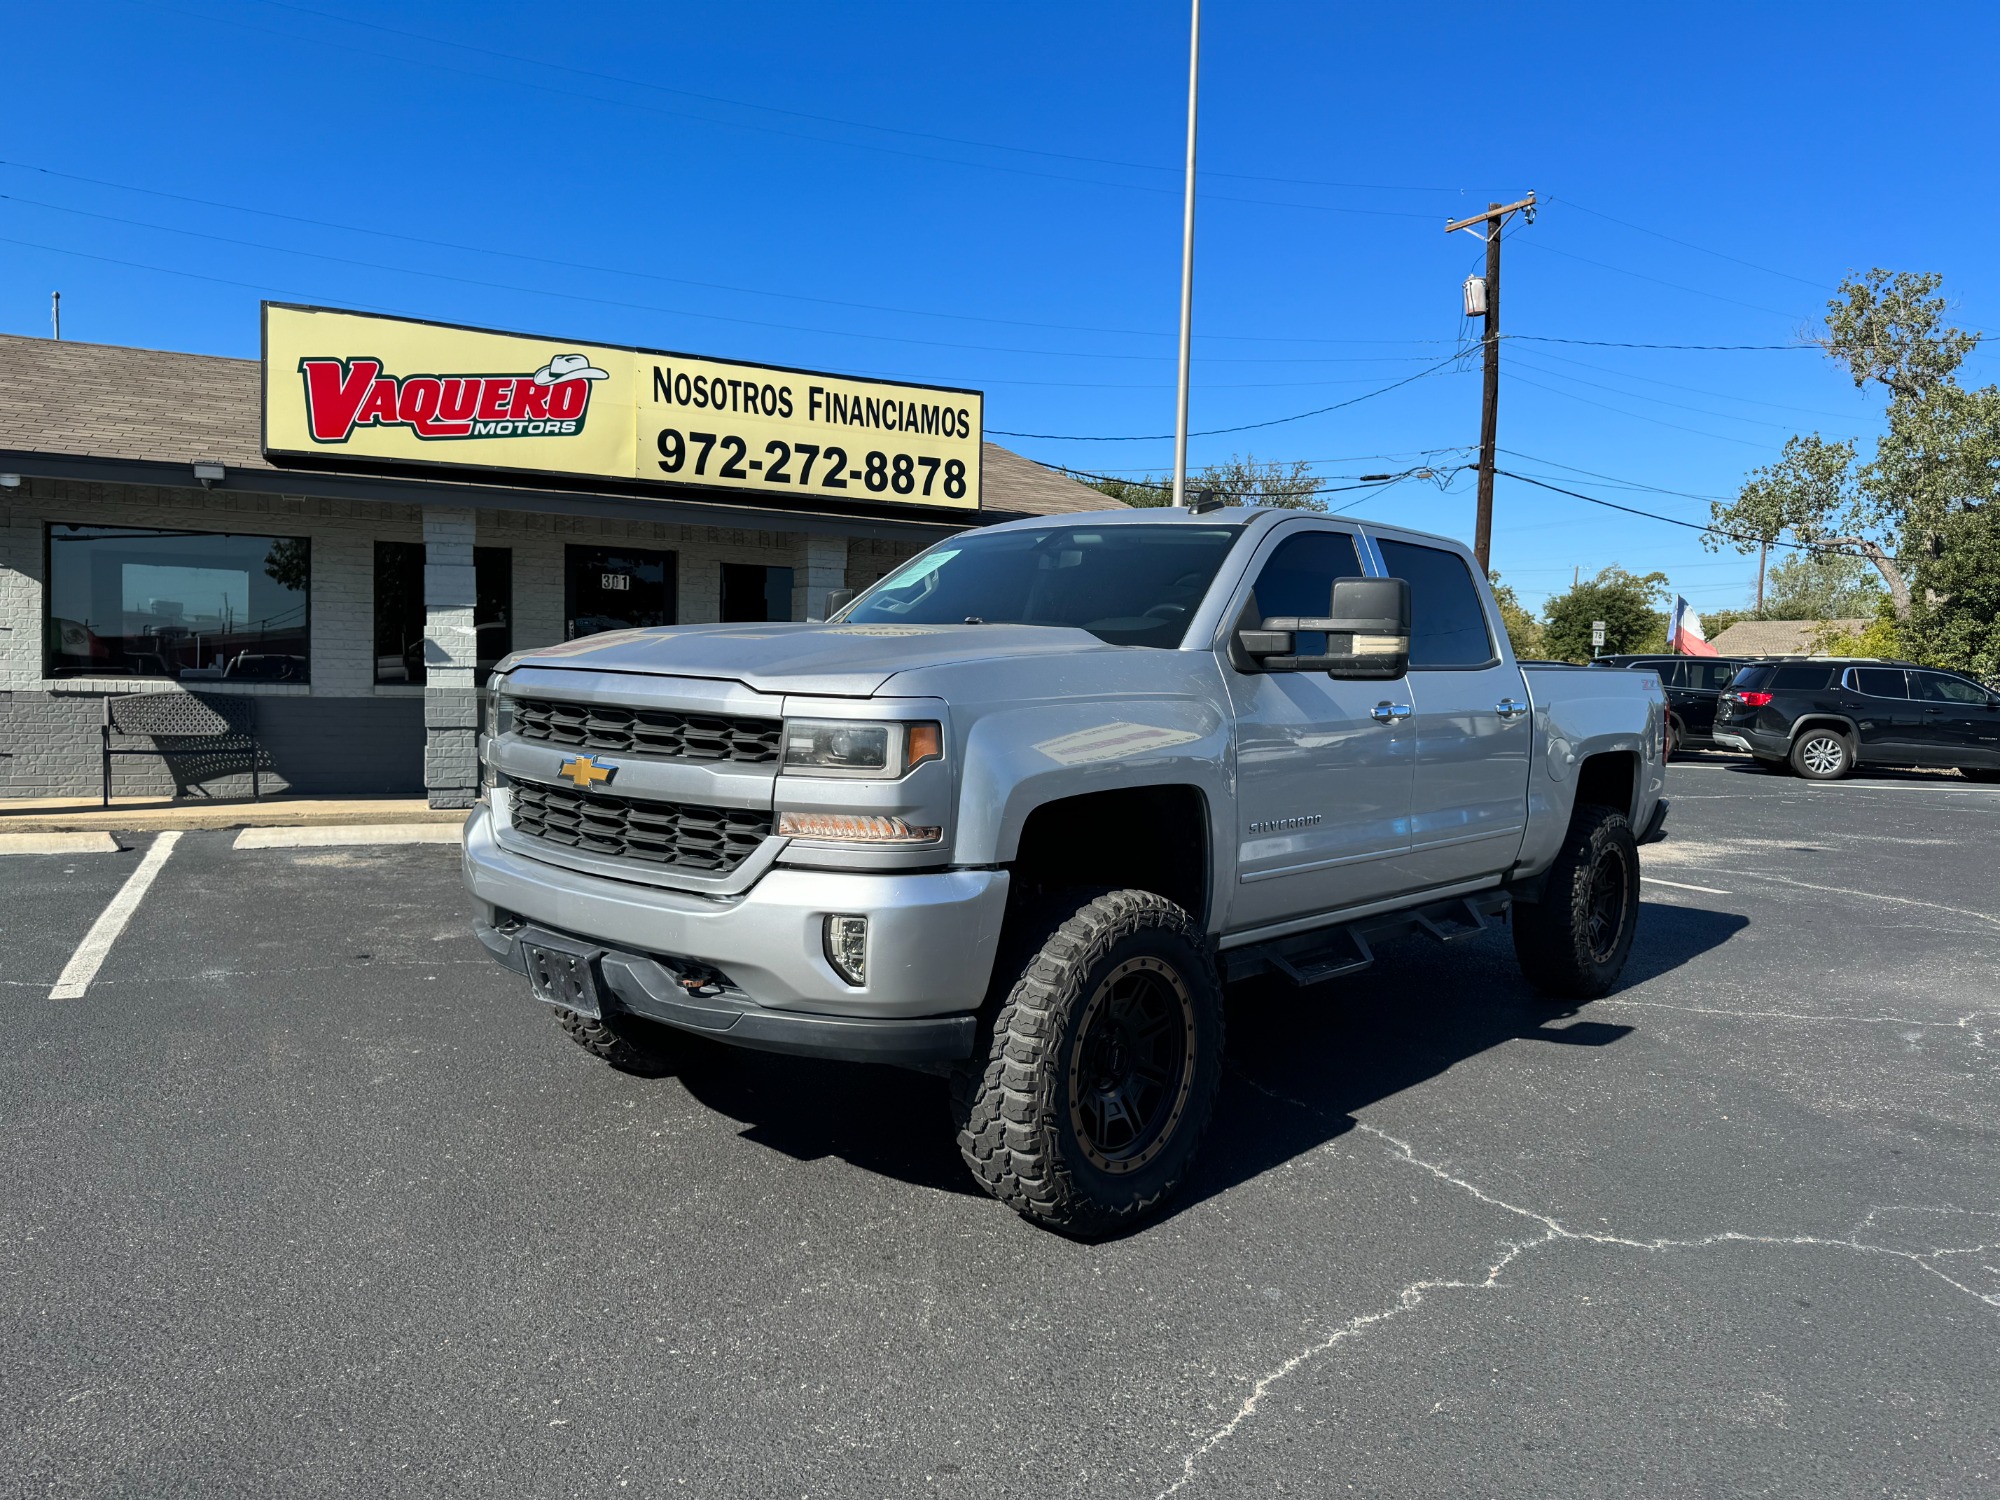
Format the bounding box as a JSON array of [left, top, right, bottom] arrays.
[[463, 506, 1667, 1234]]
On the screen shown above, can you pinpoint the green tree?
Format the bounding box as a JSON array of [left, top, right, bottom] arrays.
[[1759, 548, 1885, 621], [1487, 572, 1545, 659], [1540, 565, 1670, 662], [1707, 270, 2000, 643], [1083, 473, 1170, 507], [1082, 453, 1324, 511]]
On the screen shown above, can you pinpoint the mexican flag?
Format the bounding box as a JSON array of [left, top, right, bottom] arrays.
[[1669, 596, 1718, 656]]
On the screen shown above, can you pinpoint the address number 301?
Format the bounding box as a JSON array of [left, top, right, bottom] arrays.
[[656, 428, 967, 499]]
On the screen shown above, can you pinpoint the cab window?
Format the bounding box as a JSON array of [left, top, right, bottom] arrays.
[[1377, 539, 1494, 669], [1245, 530, 1362, 657]]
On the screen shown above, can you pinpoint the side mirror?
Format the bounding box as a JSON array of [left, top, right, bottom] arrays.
[[1237, 577, 1410, 680], [822, 587, 857, 620]]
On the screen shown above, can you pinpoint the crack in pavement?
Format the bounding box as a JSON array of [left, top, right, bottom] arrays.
[[1157, 1071, 2000, 1499], [1592, 996, 1999, 1050]]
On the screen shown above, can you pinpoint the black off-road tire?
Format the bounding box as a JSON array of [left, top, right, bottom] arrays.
[[1513, 805, 1641, 1000], [1790, 726, 1854, 780], [950, 889, 1224, 1237], [556, 1007, 682, 1075]]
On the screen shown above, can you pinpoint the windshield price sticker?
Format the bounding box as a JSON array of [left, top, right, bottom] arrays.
[[263, 303, 983, 511]]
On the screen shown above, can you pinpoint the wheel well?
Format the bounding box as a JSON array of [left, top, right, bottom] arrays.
[[1010, 785, 1209, 927], [1789, 715, 1855, 745], [1574, 751, 1637, 821]]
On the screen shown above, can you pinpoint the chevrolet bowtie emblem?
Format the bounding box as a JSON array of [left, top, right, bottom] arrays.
[[557, 755, 615, 789]]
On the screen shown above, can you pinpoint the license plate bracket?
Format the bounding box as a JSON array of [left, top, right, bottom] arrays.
[[520, 937, 603, 1018]]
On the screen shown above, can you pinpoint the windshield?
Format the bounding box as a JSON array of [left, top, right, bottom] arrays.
[[841, 524, 1243, 647]]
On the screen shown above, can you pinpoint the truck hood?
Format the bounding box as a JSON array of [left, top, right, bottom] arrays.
[[496, 621, 1121, 697]]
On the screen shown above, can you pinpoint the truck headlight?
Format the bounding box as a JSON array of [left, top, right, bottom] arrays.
[[781, 719, 941, 779]]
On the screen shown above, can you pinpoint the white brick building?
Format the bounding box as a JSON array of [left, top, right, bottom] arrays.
[[0, 333, 1113, 807]]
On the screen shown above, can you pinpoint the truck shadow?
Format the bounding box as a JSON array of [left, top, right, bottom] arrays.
[[672, 900, 1750, 1218]]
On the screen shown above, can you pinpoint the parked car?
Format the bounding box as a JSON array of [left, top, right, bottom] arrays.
[[1592, 654, 1747, 755], [464, 506, 1667, 1234], [1713, 659, 2000, 780]]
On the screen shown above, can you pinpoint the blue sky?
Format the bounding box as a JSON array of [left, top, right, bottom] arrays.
[[8, 0, 1998, 611]]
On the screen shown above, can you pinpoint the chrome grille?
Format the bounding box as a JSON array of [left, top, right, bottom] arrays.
[[511, 696, 781, 763], [509, 779, 772, 874]]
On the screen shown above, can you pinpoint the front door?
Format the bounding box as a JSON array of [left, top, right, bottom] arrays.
[[1911, 670, 2000, 767], [1374, 536, 1531, 888], [1224, 524, 1415, 932], [565, 545, 676, 640]]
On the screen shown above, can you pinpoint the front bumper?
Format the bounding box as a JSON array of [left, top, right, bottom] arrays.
[[474, 919, 979, 1066], [461, 805, 1010, 1051]]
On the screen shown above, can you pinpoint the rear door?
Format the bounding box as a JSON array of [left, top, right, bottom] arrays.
[[1375, 536, 1531, 888], [1839, 666, 1920, 761], [1224, 524, 1417, 929]]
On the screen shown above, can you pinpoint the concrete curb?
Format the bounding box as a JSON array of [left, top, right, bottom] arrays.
[[0, 799, 467, 834], [233, 825, 465, 849], [0, 832, 124, 855]]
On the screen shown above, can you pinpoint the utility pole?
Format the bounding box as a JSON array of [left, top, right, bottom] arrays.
[[1170, 0, 1201, 507], [1756, 539, 1768, 613], [51, 291, 61, 341], [1445, 193, 1535, 570]]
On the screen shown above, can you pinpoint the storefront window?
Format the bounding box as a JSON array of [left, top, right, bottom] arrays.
[[373, 543, 513, 684], [565, 545, 675, 639], [45, 523, 311, 681], [720, 562, 795, 622]]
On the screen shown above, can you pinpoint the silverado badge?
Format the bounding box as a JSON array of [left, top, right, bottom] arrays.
[[557, 754, 615, 789]]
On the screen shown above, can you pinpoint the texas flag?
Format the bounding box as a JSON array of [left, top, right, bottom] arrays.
[[1668, 595, 1718, 656]]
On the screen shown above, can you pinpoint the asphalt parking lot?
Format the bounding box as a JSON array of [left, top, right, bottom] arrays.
[[3, 759, 1996, 1499]]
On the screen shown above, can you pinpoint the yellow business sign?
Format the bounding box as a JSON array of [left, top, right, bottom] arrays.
[[261, 304, 983, 511]]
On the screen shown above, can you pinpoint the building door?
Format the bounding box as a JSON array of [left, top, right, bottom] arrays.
[[565, 545, 676, 639], [1377, 537, 1531, 889], [720, 563, 796, 622], [1224, 524, 1416, 932]]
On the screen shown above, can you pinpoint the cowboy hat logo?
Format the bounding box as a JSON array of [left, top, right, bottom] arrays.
[[532, 353, 611, 386]]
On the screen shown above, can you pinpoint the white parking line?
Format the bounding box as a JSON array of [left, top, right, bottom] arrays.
[[232, 824, 463, 849], [0, 832, 120, 855], [1641, 875, 1732, 895], [48, 831, 181, 1000]]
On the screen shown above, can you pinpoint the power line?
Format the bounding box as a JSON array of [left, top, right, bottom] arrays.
[[1508, 335, 1816, 351], [1493, 468, 1900, 559], [1504, 371, 1777, 449], [1507, 355, 1800, 431], [1511, 238, 1806, 320], [1546, 197, 1831, 290], [0, 158, 1466, 347], [150, 0, 1445, 219], [247, 0, 1466, 195], [988, 354, 1466, 441]]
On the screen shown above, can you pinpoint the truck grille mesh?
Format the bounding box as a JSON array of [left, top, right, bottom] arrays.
[[509, 779, 772, 874], [510, 696, 781, 763]]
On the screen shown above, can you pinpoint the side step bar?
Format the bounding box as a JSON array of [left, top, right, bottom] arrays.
[[1224, 891, 1511, 989]]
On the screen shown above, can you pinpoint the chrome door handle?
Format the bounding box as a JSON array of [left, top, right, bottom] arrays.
[[1496, 698, 1529, 720], [1371, 701, 1413, 723]]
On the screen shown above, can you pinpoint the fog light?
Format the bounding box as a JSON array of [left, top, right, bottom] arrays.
[[824, 914, 868, 986]]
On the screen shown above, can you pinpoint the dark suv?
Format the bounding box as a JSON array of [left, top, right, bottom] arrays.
[[1593, 655, 1746, 755], [1713, 659, 2000, 780]]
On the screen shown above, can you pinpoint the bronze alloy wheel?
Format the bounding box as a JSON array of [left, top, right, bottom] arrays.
[[1584, 841, 1633, 964], [1066, 954, 1199, 1175]]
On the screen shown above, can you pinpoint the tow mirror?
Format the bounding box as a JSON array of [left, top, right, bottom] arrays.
[[1237, 577, 1410, 680]]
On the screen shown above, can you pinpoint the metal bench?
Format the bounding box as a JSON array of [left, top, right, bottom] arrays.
[[101, 692, 261, 808]]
